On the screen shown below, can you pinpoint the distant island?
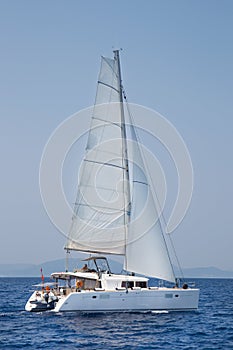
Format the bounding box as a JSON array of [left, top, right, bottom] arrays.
[[0, 258, 233, 278]]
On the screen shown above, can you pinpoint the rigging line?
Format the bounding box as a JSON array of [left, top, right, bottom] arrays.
[[114, 50, 130, 273], [124, 90, 180, 281], [151, 174, 185, 279], [167, 231, 185, 282]]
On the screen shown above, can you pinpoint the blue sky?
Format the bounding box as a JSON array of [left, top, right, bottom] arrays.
[[0, 0, 233, 270]]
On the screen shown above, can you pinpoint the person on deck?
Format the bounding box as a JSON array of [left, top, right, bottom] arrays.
[[81, 264, 88, 272]]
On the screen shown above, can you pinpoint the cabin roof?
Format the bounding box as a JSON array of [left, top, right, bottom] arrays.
[[51, 271, 98, 280]]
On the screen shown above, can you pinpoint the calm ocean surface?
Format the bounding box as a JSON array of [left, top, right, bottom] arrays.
[[0, 278, 233, 349]]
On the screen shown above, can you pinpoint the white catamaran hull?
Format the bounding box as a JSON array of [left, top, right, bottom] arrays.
[[52, 288, 199, 313], [25, 268, 199, 313]]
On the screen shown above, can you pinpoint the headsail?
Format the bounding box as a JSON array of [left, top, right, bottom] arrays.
[[125, 124, 176, 283], [66, 53, 130, 254]]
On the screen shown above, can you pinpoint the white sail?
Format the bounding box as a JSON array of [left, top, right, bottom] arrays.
[[125, 126, 176, 283], [66, 55, 130, 254], [67, 51, 175, 282]]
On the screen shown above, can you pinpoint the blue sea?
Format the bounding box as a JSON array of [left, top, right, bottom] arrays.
[[0, 278, 233, 349]]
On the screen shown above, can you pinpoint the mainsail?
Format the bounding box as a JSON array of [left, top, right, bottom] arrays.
[[66, 52, 130, 254], [66, 51, 175, 282]]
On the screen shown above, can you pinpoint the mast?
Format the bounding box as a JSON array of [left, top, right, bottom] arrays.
[[65, 248, 70, 272], [113, 50, 131, 267]]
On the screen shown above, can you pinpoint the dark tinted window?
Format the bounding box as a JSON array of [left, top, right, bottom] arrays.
[[121, 281, 134, 288], [135, 281, 147, 288]]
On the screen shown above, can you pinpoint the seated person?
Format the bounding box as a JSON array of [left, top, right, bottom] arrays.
[[81, 263, 89, 272]]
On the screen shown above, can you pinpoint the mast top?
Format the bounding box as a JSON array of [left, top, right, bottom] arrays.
[[113, 48, 123, 57], [112, 48, 122, 52]]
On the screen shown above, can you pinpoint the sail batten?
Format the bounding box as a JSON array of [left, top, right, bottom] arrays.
[[84, 159, 126, 170], [92, 117, 121, 127], [97, 80, 120, 93]]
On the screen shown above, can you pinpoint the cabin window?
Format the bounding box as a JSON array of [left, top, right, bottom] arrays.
[[135, 281, 147, 288], [121, 281, 134, 288], [83, 279, 96, 290], [95, 281, 102, 288]]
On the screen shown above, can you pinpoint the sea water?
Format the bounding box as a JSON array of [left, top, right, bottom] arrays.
[[0, 278, 233, 349]]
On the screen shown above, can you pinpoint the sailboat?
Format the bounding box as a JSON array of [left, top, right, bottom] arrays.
[[25, 50, 199, 313]]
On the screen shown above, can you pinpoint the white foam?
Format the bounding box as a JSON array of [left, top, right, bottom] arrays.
[[151, 310, 169, 314]]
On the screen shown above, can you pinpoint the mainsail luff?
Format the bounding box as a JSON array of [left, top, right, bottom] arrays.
[[113, 50, 131, 261]]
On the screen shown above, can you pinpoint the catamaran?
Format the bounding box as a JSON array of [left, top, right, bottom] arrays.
[[25, 50, 199, 313]]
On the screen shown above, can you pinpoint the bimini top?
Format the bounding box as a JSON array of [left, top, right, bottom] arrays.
[[82, 256, 107, 261]]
